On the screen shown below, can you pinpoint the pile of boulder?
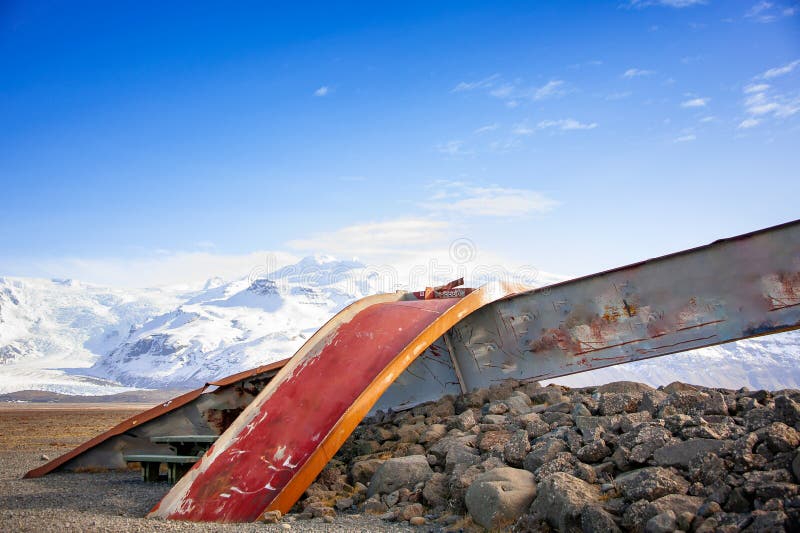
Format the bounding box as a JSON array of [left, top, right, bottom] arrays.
[[290, 379, 800, 532]]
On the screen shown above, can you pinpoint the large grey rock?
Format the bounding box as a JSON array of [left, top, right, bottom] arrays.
[[615, 467, 690, 501], [523, 438, 567, 471], [530, 472, 600, 532], [453, 409, 477, 431], [503, 429, 531, 467], [422, 472, 449, 509], [645, 510, 676, 533], [599, 392, 641, 415], [755, 421, 800, 453], [367, 455, 433, 496], [598, 381, 654, 395], [645, 494, 703, 520], [618, 423, 676, 464], [577, 439, 611, 463], [465, 467, 537, 530], [351, 458, 385, 485], [427, 434, 477, 464], [581, 504, 622, 533], [653, 438, 727, 468]]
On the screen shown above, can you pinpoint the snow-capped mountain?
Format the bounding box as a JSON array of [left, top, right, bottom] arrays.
[[0, 276, 184, 395], [87, 256, 378, 388], [2, 257, 800, 396]]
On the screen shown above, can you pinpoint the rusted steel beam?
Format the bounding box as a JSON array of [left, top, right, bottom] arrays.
[[448, 218, 800, 388], [148, 219, 799, 523]]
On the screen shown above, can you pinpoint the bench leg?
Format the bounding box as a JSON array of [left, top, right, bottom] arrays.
[[142, 462, 160, 483], [168, 462, 193, 484]]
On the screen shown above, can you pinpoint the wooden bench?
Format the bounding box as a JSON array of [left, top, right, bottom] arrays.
[[123, 454, 200, 483]]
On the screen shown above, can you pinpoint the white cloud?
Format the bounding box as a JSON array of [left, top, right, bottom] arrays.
[[623, 68, 655, 78], [744, 1, 796, 22], [314, 86, 329, 97], [532, 80, 566, 100], [744, 83, 771, 93], [761, 59, 800, 79], [681, 97, 709, 108], [537, 119, 598, 131], [606, 91, 633, 100], [699, 116, 715, 123], [473, 123, 499, 134], [512, 122, 535, 135], [738, 118, 761, 129], [436, 140, 469, 155], [421, 182, 559, 217], [747, 91, 800, 117], [626, 0, 706, 7], [288, 218, 452, 257], [452, 74, 500, 92], [673, 134, 697, 142], [489, 84, 514, 98], [488, 138, 522, 152], [738, 81, 800, 127]]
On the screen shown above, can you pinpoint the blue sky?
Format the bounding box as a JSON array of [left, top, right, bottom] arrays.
[[1, 0, 799, 287]]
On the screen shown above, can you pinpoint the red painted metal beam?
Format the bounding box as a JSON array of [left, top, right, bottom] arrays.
[[148, 284, 525, 522]]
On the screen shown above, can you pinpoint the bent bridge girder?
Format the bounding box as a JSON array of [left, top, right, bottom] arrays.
[[149, 219, 800, 522]]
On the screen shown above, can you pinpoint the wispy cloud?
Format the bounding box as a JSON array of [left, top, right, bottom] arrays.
[[606, 91, 632, 100], [453, 75, 569, 104], [537, 119, 598, 131], [452, 74, 500, 92], [681, 97, 710, 108], [489, 84, 514, 98], [473, 123, 499, 134], [673, 134, 697, 142], [288, 218, 452, 256], [760, 59, 800, 79], [744, 83, 770, 93], [422, 182, 559, 217], [744, 1, 797, 22], [626, 0, 706, 8], [623, 68, 655, 78], [314, 86, 329, 97], [436, 140, 469, 156], [738, 81, 800, 128], [532, 80, 566, 100], [738, 118, 761, 129], [512, 122, 535, 136]]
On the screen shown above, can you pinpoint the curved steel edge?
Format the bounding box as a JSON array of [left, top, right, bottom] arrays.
[[148, 291, 409, 518], [262, 281, 529, 516]]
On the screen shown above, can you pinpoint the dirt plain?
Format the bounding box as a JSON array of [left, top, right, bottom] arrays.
[[0, 403, 412, 532]]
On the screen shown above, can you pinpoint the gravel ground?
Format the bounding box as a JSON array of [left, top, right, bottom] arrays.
[[0, 407, 420, 533]]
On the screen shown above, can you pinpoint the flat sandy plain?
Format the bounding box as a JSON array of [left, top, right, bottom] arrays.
[[0, 403, 412, 532]]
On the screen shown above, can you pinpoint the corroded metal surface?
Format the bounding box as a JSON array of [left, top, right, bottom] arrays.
[[149, 219, 799, 523], [449, 219, 800, 388]]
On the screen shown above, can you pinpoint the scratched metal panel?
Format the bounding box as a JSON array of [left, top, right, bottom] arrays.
[[150, 296, 462, 522], [371, 337, 461, 413], [450, 220, 800, 389]]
